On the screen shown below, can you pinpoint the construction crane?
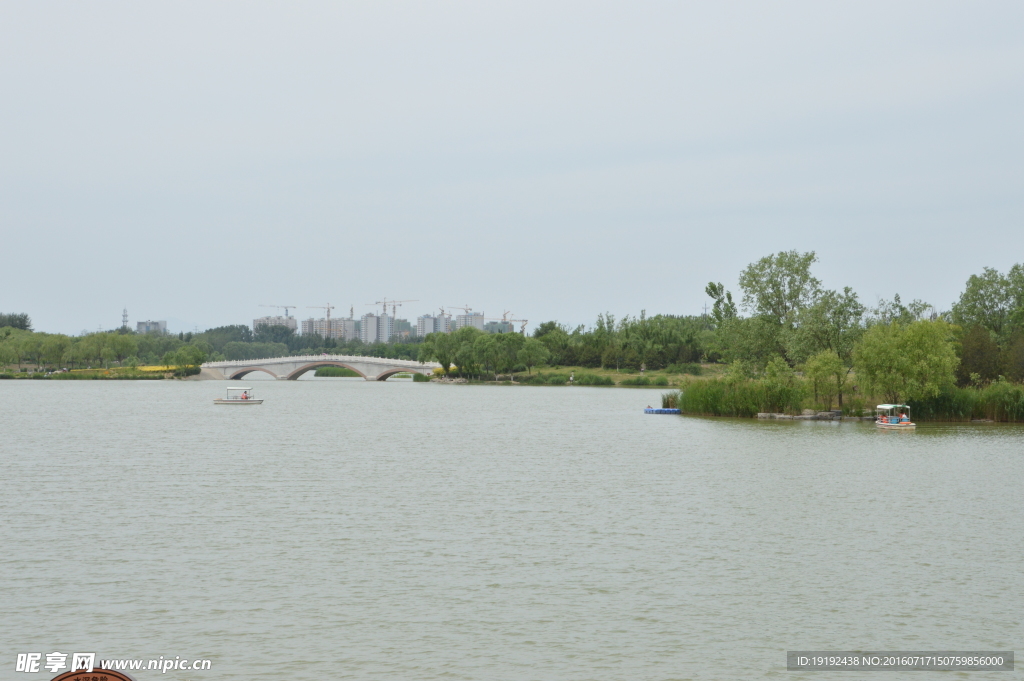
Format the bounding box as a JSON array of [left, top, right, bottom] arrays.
[[367, 298, 418, 319], [476, 315, 524, 333], [260, 304, 297, 318], [305, 303, 333, 335], [497, 310, 528, 334], [435, 307, 452, 332], [444, 304, 489, 332], [507, 318, 529, 334]]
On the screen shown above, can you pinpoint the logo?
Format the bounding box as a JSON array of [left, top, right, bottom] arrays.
[[50, 670, 136, 681]]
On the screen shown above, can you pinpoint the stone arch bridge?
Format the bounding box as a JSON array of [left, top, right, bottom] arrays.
[[200, 355, 441, 381]]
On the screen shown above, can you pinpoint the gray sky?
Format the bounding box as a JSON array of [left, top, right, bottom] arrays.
[[2, 2, 1022, 334]]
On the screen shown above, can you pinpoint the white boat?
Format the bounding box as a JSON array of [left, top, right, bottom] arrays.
[[875, 403, 914, 429], [214, 387, 263, 405]]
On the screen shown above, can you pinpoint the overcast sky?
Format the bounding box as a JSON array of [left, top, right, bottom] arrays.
[[2, 2, 1022, 334]]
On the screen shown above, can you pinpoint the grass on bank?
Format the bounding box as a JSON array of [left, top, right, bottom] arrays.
[[0, 364, 202, 379]]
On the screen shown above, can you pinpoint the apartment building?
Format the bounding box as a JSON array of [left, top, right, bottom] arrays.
[[360, 313, 393, 344], [416, 314, 452, 336], [136, 320, 167, 334], [254, 315, 298, 332], [454, 311, 485, 331], [301, 317, 357, 340], [483, 321, 514, 334]]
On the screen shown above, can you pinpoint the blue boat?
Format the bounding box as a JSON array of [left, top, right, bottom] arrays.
[[644, 408, 680, 414]]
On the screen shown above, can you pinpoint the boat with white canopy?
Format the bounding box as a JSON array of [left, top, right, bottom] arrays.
[[214, 387, 263, 405]]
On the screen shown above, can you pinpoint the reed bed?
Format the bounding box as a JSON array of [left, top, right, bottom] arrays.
[[664, 377, 1024, 422], [665, 377, 805, 417], [908, 382, 1024, 422]]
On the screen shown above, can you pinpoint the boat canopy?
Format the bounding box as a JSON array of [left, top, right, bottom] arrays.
[[876, 404, 910, 410], [227, 387, 253, 391]]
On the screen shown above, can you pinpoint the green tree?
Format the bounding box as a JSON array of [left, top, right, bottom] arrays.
[[42, 334, 72, 368], [0, 313, 32, 330], [453, 327, 483, 377], [869, 293, 933, 326], [0, 340, 16, 369], [495, 332, 525, 378], [956, 326, 1001, 385], [441, 326, 484, 377], [78, 334, 107, 368], [537, 324, 571, 366], [172, 345, 206, 369], [518, 337, 550, 374], [196, 325, 253, 351], [69, 339, 91, 369], [787, 288, 865, 362], [473, 334, 501, 380], [1002, 332, 1024, 382], [533, 321, 560, 338], [418, 332, 458, 374], [20, 335, 43, 369], [705, 282, 737, 325], [738, 250, 821, 326], [710, 316, 780, 368], [853, 320, 959, 403], [786, 287, 864, 405], [189, 339, 214, 358], [253, 324, 295, 344], [803, 350, 845, 410], [109, 333, 138, 363], [222, 341, 289, 360], [725, 250, 824, 364], [951, 267, 1013, 336], [762, 356, 803, 413], [1009, 264, 1024, 333]]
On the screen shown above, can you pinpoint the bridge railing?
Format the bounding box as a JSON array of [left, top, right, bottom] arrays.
[[202, 354, 440, 369]]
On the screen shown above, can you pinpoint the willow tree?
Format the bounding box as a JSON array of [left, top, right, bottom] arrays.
[[852, 320, 959, 403], [417, 331, 458, 375]]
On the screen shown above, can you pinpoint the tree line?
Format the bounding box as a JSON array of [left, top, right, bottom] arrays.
[[417, 251, 1024, 410], [0, 321, 424, 372], [4, 253, 1024, 404]]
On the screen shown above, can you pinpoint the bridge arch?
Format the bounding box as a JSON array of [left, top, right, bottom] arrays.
[[284, 361, 368, 381], [227, 366, 280, 380], [374, 367, 428, 381]]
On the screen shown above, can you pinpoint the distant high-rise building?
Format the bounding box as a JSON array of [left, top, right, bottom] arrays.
[[392, 318, 411, 338], [417, 314, 452, 335], [360, 313, 393, 343], [455, 311, 485, 331], [301, 317, 355, 340], [360, 314, 378, 344], [254, 315, 298, 333], [483, 321, 513, 334], [416, 315, 435, 337], [337, 318, 358, 341], [137, 320, 167, 334]]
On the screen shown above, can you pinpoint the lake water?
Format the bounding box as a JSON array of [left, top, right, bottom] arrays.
[[2, 379, 1021, 679]]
